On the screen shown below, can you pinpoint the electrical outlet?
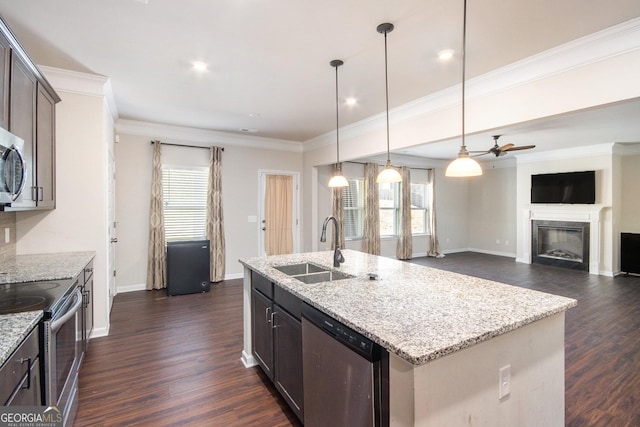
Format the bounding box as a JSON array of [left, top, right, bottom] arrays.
[[4, 228, 9, 243], [499, 364, 511, 399], [495, 239, 500, 245], [504, 240, 509, 246]]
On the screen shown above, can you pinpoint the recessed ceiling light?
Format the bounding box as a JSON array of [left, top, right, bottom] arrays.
[[345, 97, 357, 106], [438, 49, 454, 61], [192, 61, 208, 72]]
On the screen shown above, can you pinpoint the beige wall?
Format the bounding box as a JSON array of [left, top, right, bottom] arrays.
[[114, 132, 303, 291], [15, 89, 113, 337], [622, 154, 640, 233]]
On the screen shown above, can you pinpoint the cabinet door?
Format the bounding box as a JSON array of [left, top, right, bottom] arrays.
[[8, 52, 36, 208], [0, 32, 10, 128], [251, 288, 274, 379], [84, 270, 94, 352], [274, 304, 304, 421], [5, 358, 41, 406], [36, 83, 55, 208]]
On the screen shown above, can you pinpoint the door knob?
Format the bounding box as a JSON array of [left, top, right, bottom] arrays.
[[110, 238, 118, 243]]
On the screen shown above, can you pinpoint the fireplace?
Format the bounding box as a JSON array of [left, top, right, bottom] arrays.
[[531, 220, 590, 271]]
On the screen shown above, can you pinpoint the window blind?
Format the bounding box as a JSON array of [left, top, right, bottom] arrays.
[[162, 167, 208, 242]]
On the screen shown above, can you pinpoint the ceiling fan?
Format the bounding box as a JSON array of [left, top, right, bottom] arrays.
[[470, 135, 536, 157]]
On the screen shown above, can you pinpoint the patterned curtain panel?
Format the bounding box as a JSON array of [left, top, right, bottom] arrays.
[[427, 168, 443, 258], [362, 162, 380, 255], [146, 141, 166, 290], [207, 147, 226, 282], [396, 166, 412, 260], [265, 175, 293, 255], [332, 163, 346, 249]]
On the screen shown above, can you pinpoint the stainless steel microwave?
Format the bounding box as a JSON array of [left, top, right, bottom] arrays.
[[0, 126, 27, 205]]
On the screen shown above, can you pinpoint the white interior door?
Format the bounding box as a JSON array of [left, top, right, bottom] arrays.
[[259, 170, 300, 256]]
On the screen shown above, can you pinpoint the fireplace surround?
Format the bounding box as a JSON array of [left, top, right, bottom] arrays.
[[532, 220, 590, 271]]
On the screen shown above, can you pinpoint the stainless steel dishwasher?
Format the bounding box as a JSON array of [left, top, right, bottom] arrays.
[[301, 303, 389, 427]]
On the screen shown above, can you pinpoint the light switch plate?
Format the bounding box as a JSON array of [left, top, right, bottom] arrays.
[[499, 364, 511, 399], [4, 228, 9, 243]]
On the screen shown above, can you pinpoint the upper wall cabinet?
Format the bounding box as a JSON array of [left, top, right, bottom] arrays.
[[0, 15, 60, 211]]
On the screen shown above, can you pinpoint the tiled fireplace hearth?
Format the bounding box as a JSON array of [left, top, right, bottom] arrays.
[[522, 205, 606, 275]]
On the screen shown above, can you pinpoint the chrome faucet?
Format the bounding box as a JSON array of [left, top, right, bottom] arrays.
[[320, 216, 345, 267]]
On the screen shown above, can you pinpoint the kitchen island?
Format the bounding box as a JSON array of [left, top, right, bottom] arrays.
[[240, 249, 577, 426]]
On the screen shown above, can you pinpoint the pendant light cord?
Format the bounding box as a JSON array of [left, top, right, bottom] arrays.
[[384, 29, 391, 163], [461, 0, 467, 150], [335, 62, 340, 165]]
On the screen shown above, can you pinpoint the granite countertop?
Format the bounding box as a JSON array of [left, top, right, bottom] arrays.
[[0, 251, 95, 284], [0, 251, 95, 367], [0, 311, 42, 366], [239, 249, 577, 365]]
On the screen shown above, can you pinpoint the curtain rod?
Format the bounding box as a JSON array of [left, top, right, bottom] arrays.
[[345, 160, 431, 171], [151, 141, 224, 151]]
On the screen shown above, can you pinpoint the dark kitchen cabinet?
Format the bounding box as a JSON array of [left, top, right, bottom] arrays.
[[8, 53, 36, 209], [250, 270, 304, 422], [35, 84, 56, 208], [82, 260, 94, 354], [251, 287, 274, 378], [0, 31, 10, 129], [0, 326, 41, 406], [1, 15, 60, 211]]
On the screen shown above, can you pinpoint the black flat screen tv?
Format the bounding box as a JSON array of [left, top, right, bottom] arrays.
[[531, 170, 596, 204]]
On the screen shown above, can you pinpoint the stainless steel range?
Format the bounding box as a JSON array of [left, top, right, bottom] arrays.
[[0, 277, 81, 427]]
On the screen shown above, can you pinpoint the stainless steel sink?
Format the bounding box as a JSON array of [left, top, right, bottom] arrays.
[[274, 263, 328, 275], [273, 262, 353, 284], [293, 271, 353, 284]]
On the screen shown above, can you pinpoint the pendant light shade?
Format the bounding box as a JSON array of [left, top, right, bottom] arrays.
[[328, 59, 348, 188], [445, 0, 483, 178], [376, 23, 402, 184]]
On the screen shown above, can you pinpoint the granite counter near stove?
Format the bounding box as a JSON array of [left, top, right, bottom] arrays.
[[0, 251, 95, 284], [0, 311, 42, 366]]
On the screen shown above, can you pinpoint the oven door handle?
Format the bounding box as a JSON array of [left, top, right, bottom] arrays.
[[51, 288, 83, 332]]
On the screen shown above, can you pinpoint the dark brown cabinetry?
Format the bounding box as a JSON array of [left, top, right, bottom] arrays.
[[1, 16, 59, 211], [250, 270, 304, 422], [80, 260, 94, 359], [0, 326, 41, 406]]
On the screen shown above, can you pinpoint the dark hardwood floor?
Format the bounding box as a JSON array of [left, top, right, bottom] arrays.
[[75, 253, 640, 426]]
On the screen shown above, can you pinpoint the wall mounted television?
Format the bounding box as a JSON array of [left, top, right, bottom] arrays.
[[531, 170, 596, 204]]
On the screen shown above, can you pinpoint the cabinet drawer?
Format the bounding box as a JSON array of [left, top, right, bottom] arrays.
[[84, 260, 94, 283], [274, 286, 301, 320], [251, 270, 273, 298], [0, 327, 39, 405]]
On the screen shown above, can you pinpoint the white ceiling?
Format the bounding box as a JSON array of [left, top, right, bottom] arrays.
[[1, 0, 639, 160]]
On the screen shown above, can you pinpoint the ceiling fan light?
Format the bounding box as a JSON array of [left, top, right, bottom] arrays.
[[377, 163, 402, 183], [445, 151, 483, 177], [328, 173, 349, 188]]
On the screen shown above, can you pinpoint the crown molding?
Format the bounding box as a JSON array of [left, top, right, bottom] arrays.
[[304, 17, 640, 153], [516, 143, 617, 164], [612, 142, 640, 156], [115, 119, 304, 153], [39, 65, 119, 121]]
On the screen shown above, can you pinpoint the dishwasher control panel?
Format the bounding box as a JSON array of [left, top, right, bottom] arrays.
[[303, 302, 379, 361]]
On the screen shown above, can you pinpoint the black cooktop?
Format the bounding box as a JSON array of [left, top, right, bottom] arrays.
[[0, 278, 76, 319]]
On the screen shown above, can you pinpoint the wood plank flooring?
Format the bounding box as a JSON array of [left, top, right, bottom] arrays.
[[75, 253, 640, 426]]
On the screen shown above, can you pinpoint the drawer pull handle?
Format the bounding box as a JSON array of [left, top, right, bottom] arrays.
[[19, 357, 32, 389]]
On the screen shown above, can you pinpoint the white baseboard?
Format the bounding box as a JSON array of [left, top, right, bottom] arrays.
[[467, 247, 516, 258], [90, 324, 110, 339], [241, 351, 257, 368], [118, 283, 146, 293]]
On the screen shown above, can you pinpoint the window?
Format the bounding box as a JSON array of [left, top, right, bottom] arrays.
[[410, 183, 429, 235], [342, 178, 429, 239], [162, 166, 208, 241], [343, 179, 365, 239], [341, 177, 430, 239]]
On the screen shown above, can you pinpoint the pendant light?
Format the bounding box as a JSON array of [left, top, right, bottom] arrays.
[[445, 0, 483, 177], [328, 59, 349, 188], [376, 23, 402, 184]]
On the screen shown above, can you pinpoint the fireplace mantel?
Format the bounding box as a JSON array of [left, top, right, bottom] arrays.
[[521, 204, 608, 275]]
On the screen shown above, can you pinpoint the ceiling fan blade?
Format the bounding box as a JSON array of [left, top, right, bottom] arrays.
[[505, 145, 536, 151], [470, 152, 489, 157], [498, 143, 514, 151]]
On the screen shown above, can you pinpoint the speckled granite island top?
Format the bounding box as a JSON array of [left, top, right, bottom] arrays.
[[0, 311, 42, 366], [0, 251, 95, 284], [239, 249, 577, 365]]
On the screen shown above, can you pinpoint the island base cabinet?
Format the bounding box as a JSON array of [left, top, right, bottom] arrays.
[[273, 304, 303, 421], [250, 270, 303, 422], [251, 288, 274, 379]]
